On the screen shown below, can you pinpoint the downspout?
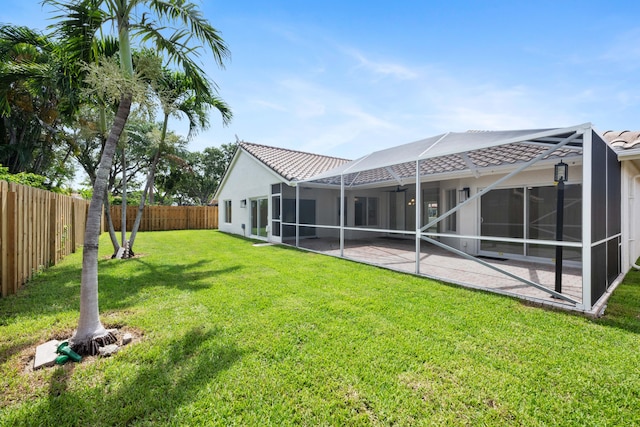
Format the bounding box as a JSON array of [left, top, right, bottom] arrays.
[[630, 174, 640, 270]]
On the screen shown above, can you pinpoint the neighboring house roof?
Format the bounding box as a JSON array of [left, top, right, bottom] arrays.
[[239, 142, 350, 181], [601, 130, 640, 150]]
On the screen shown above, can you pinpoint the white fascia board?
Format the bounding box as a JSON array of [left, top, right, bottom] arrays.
[[617, 148, 640, 161]]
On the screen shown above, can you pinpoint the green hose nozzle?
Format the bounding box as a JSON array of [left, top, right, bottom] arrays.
[[56, 341, 82, 362]]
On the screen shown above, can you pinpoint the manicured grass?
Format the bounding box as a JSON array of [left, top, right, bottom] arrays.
[[1, 230, 639, 426]]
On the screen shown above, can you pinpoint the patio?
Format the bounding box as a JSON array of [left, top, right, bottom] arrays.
[[294, 236, 584, 311]]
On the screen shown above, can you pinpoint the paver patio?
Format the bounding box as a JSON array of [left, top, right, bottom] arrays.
[[293, 236, 583, 310]]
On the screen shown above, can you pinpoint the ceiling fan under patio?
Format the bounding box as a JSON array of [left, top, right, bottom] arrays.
[[385, 185, 408, 192]]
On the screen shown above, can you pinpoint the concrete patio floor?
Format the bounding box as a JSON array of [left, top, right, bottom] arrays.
[[292, 236, 584, 311]]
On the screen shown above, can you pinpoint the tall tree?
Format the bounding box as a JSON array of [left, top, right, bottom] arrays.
[[126, 68, 231, 256], [45, 0, 229, 355], [0, 25, 75, 183], [155, 143, 236, 206]]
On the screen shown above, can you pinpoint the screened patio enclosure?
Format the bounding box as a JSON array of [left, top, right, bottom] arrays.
[[278, 123, 621, 314]]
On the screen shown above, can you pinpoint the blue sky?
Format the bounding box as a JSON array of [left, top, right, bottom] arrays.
[[3, 1, 640, 160]]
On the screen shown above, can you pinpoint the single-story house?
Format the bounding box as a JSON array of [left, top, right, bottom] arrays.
[[214, 123, 640, 314]]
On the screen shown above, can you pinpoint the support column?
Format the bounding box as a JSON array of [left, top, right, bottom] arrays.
[[295, 184, 300, 248], [340, 175, 345, 257], [415, 160, 421, 274], [581, 130, 592, 311]]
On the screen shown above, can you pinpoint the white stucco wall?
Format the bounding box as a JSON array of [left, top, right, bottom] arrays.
[[216, 150, 284, 240], [621, 160, 640, 272]]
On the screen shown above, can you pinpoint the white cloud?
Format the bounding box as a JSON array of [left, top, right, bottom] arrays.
[[249, 99, 288, 112], [191, 31, 640, 158], [343, 48, 419, 80]]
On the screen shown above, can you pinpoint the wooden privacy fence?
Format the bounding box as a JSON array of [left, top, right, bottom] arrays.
[[110, 205, 218, 232], [0, 181, 91, 297]]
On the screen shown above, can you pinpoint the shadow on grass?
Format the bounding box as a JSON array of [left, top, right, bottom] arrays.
[[0, 259, 242, 320], [0, 340, 38, 366], [0, 263, 83, 317], [595, 269, 640, 334], [97, 258, 242, 311], [7, 326, 243, 426]]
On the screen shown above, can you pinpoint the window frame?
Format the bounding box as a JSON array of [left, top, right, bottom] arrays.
[[224, 200, 232, 223], [445, 189, 457, 232], [354, 196, 379, 227]]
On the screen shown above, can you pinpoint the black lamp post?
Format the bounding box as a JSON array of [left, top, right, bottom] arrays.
[[554, 161, 568, 294]]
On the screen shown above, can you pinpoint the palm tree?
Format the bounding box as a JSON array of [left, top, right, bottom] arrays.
[[0, 25, 72, 179], [126, 69, 231, 256], [45, 0, 229, 355], [48, 0, 125, 255]]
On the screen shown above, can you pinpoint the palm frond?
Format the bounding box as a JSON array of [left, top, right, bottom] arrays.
[[148, 0, 229, 67]]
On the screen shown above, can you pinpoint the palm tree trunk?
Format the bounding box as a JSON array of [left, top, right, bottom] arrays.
[[98, 103, 120, 256], [127, 113, 169, 256], [127, 149, 160, 256], [71, 93, 132, 355], [103, 188, 120, 257], [121, 146, 127, 254]]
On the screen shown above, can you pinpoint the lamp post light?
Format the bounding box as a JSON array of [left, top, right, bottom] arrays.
[[554, 161, 568, 295]]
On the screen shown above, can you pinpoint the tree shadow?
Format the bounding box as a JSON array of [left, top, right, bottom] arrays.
[[0, 263, 85, 365], [0, 263, 85, 319], [96, 258, 242, 311], [0, 258, 242, 320], [6, 326, 243, 426]]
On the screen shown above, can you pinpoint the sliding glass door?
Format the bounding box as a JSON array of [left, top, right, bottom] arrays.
[[480, 188, 524, 255], [480, 185, 582, 262], [250, 198, 268, 238]]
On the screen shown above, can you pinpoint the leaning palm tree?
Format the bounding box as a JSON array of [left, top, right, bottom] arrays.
[[45, 0, 229, 355], [126, 69, 231, 256]]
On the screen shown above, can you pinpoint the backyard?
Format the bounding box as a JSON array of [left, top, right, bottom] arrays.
[[0, 230, 639, 426]]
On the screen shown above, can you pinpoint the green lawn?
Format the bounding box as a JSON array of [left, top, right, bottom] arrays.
[[1, 230, 639, 426]]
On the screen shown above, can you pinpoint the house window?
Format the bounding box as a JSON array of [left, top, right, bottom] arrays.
[[224, 200, 232, 223], [445, 189, 457, 232], [354, 197, 378, 226]]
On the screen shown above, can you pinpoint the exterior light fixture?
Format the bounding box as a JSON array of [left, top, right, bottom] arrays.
[[240, 199, 247, 208], [459, 187, 470, 202], [407, 198, 416, 206], [554, 160, 568, 183]]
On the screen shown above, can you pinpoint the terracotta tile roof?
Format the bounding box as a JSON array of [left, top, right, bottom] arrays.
[[311, 142, 580, 187], [601, 130, 640, 150], [240, 142, 351, 181]]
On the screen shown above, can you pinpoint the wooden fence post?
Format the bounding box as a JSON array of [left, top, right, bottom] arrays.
[[0, 182, 6, 297], [0, 184, 6, 297], [6, 191, 17, 295], [49, 195, 58, 266]]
